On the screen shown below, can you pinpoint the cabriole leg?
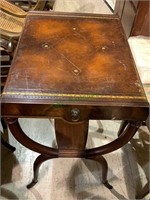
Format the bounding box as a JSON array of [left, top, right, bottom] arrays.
[[27, 154, 56, 189]]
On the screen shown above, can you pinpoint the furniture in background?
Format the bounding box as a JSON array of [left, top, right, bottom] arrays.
[[115, 1, 150, 198], [1, 12, 148, 191], [0, 0, 47, 54], [11, 0, 52, 11], [0, 0, 49, 151], [0, 47, 11, 88], [1, 118, 16, 151], [0, 47, 16, 151], [0, 0, 48, 87], [136, 182, 149, 199], [114, 0, 149, 37], [128, 28, 150, 200]]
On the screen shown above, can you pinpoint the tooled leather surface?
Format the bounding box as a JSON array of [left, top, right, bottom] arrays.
[[2, 12, 147, 105]]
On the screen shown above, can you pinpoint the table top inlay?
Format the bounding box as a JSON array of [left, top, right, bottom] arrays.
[[2, 11, 148, 107]]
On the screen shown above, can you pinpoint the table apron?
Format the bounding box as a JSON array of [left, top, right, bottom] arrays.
[[1, 103, 149, 121]]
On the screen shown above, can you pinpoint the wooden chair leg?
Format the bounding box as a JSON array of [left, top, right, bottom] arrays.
[[1, 118, 7, 130], [136, 182, 149, 199], [1, 118, 16, 151], [1, 133, 16, 151]]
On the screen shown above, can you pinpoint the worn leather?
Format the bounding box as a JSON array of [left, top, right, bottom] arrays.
[[1, 12, 149, 120]]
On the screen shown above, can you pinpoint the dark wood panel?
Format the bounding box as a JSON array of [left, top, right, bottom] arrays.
[[115, 0, 149, 37], [132, 0, 139, 9], [114, 0, 125, 17], [115, 0, 137, 37], [131, 1, 150, 36], [121, 0, 136, 37]]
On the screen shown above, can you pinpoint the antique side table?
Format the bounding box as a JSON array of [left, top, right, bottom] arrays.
[[1, 11, 149, 189]]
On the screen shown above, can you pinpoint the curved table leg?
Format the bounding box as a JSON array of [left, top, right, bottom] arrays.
[[86, 155, 113, 189], [86, 121, 141, 157], [85, 121, 141, 190], [27, 154, 56, 189], [6, 118, 142, 190], [7, 118, 58, 156], [6, 118, 58, 188]]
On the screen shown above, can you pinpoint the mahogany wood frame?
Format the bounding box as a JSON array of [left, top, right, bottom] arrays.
[[1, 12, 149, 192]]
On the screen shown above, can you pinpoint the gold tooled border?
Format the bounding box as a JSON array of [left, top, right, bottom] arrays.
[[2, 92, 146, 100]]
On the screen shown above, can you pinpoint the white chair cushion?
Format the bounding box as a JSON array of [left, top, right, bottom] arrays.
[[128, 36, 150, 84], [128, 36, 150, 102]]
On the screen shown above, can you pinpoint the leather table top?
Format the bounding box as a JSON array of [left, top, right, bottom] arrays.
[[2, 12, 148, 109]]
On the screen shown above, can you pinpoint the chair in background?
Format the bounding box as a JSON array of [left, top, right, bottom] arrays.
[[1, 118, 16, 151], [0, 0, 48, 152], [118, 18, 150, 200], [0, 0, 47, 54], [13, 0, 54, 11], [0, 46, 15, 151], [128, 36, 150, 200], [0, 0, 48, 88], [115, 1, 150, 198]]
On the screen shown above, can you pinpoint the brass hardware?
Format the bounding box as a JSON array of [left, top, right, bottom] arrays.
[[71, 108, 80, 121]]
